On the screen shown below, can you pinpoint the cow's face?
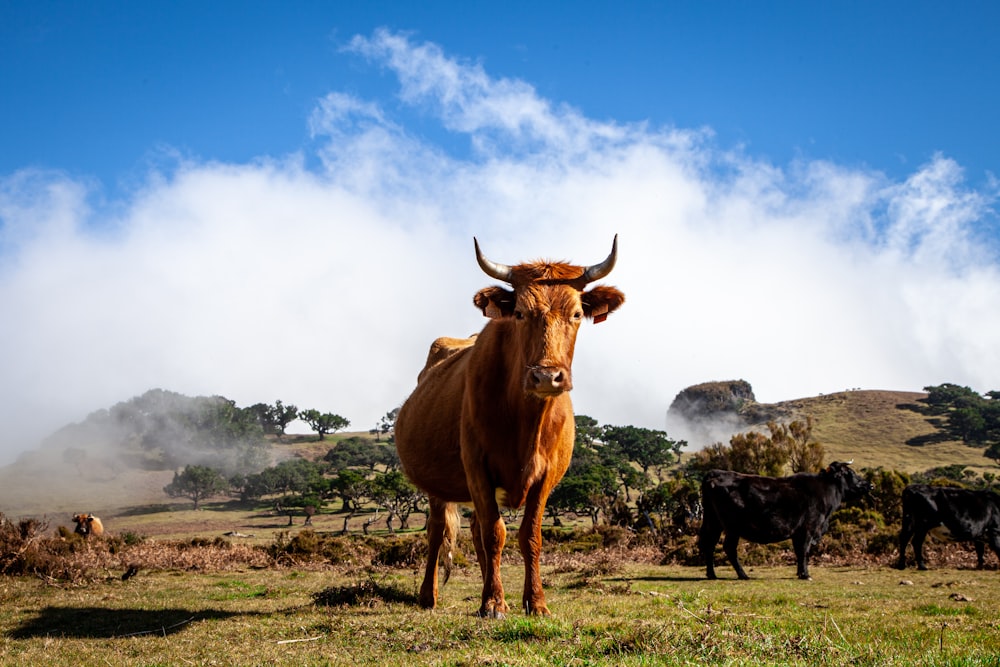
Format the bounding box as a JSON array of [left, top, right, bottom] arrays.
[[72, 513, 89, 534], [472, 238, 625, 397], [826, 462, 872, 499]]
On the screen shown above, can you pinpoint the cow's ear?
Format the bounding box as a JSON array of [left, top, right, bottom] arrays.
[[582, 285, 625, 323], [473, 286, 516, 319]]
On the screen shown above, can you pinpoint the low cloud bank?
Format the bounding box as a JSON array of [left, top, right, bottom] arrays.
[[1, 29, 998, 465]]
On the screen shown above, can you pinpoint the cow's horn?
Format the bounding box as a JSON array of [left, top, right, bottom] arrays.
[[474, 238, 514, 283], [846, 459, 854, 465], [579, 234, 618, 284]]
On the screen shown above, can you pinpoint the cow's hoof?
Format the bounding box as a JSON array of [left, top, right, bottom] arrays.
[[917, 565, 928, 571], [524, 602, 551, 616], [797, 574, 813, 581], [477, 599, 509, 619], [893, 563, 906, 570]]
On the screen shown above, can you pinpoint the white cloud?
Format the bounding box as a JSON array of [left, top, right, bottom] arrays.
[[0, 30, 998, 464]]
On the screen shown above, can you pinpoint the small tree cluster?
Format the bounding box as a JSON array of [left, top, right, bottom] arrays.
[[548, 415, 691, 531], [687, 419, 825, 477], [913, 383, 1000, 459], [224, 434, 417, 533]]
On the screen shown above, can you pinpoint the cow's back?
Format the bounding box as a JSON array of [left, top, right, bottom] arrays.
[[904, 484, 1000, 539], [395, 338, 475, 503]]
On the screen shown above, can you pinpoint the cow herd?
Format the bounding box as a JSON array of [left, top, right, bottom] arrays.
[[393, 237, 1000, 618]]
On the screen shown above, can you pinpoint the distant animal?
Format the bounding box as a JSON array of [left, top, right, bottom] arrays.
[[895, 484, 1000, 570], [72, 513, 104, 537], [394, 237, 625, 617], [699, 462, 872, 580]]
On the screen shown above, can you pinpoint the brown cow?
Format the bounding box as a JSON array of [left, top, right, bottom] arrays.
[[395, 237, 625, 617], [72, 513, 104, 537]]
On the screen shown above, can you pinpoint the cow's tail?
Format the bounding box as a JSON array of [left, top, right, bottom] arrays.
[[441, 502, 460, 585]]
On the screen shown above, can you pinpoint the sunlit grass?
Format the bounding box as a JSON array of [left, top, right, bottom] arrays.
[[3, 561, 999, 665]]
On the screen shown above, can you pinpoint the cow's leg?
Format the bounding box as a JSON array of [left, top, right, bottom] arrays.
[[912, 529, 929, 570], [469, 495, 509, 618], [974, 540, 986, 569], [418, 496, 451, 609], [468, 510, 488, 581], [987, 532, 1000, 567], [698, 513, 723, 580], [723, 533, 750, 580], [792, 533, 813, 580], [895, 515, 914, 570], [518, 483, 550, 615]]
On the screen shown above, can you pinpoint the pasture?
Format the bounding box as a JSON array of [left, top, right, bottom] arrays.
[[2, 549, 999, 665]]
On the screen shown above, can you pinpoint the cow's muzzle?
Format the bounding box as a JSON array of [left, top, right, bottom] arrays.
[[526, 365, 572, 395]]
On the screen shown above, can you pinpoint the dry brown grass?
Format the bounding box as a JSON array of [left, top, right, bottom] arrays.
[[758, 390, 994, 475]]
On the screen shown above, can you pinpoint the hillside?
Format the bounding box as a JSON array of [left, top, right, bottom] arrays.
[[766, 389, 992, 475], [669, 384, 993, 476], [0, 387, 994, 522]]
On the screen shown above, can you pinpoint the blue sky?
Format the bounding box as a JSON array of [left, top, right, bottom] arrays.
[[1, 2, 999, 462], [5, 2, 999, 193]]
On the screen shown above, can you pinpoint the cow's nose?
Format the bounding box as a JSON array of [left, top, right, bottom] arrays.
[[528, 366, 572, 394]]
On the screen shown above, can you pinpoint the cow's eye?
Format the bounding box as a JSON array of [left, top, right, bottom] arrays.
[[573, 311, 583, 321], [514, 309, 525, 320]]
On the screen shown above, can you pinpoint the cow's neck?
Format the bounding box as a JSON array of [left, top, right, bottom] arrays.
[[469, 322, 574, 447]]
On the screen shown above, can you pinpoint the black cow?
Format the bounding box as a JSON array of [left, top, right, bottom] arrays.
[[895, 484, 1000, 571], [699, 462, 872, 580]]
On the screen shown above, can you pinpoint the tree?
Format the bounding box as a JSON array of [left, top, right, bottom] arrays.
[[369, 470, 425, 532], [324, 437, 385, 470], [917, 384, 1000, 455], [298, 409, 350, 440], [550, 445, 619, 526], [602, 424, 684, 477], [332, 469, 371, 533], [270, 400, 300, 437], [164, 465, 229, 509], [373, 408, 399, 442], [771, 418, 825, 474], [575, 414, 603, 447]]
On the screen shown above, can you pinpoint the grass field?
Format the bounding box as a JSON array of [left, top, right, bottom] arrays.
[[3, 388, 1000, 664], [2, 558, 999, 666]]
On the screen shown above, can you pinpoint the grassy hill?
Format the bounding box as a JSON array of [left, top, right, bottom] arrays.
[[759, 389, 994, 476]]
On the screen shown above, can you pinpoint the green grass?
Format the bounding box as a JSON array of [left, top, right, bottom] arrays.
[[3, 562, 1000, 665]]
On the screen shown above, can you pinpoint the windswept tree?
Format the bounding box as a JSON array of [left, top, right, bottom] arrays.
[[164, 465, 229, 509], [270, 400, 300, 438], [370, 470, 424, 532], [602, 424, 685, 477], [373, 408, 399, 442], [332, 469, 371, 533], [324, 436, 390, 471], [298, 409, 350, 441]]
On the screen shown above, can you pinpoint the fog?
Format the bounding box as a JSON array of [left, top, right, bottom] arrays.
[[1, 29, 998, 465]]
